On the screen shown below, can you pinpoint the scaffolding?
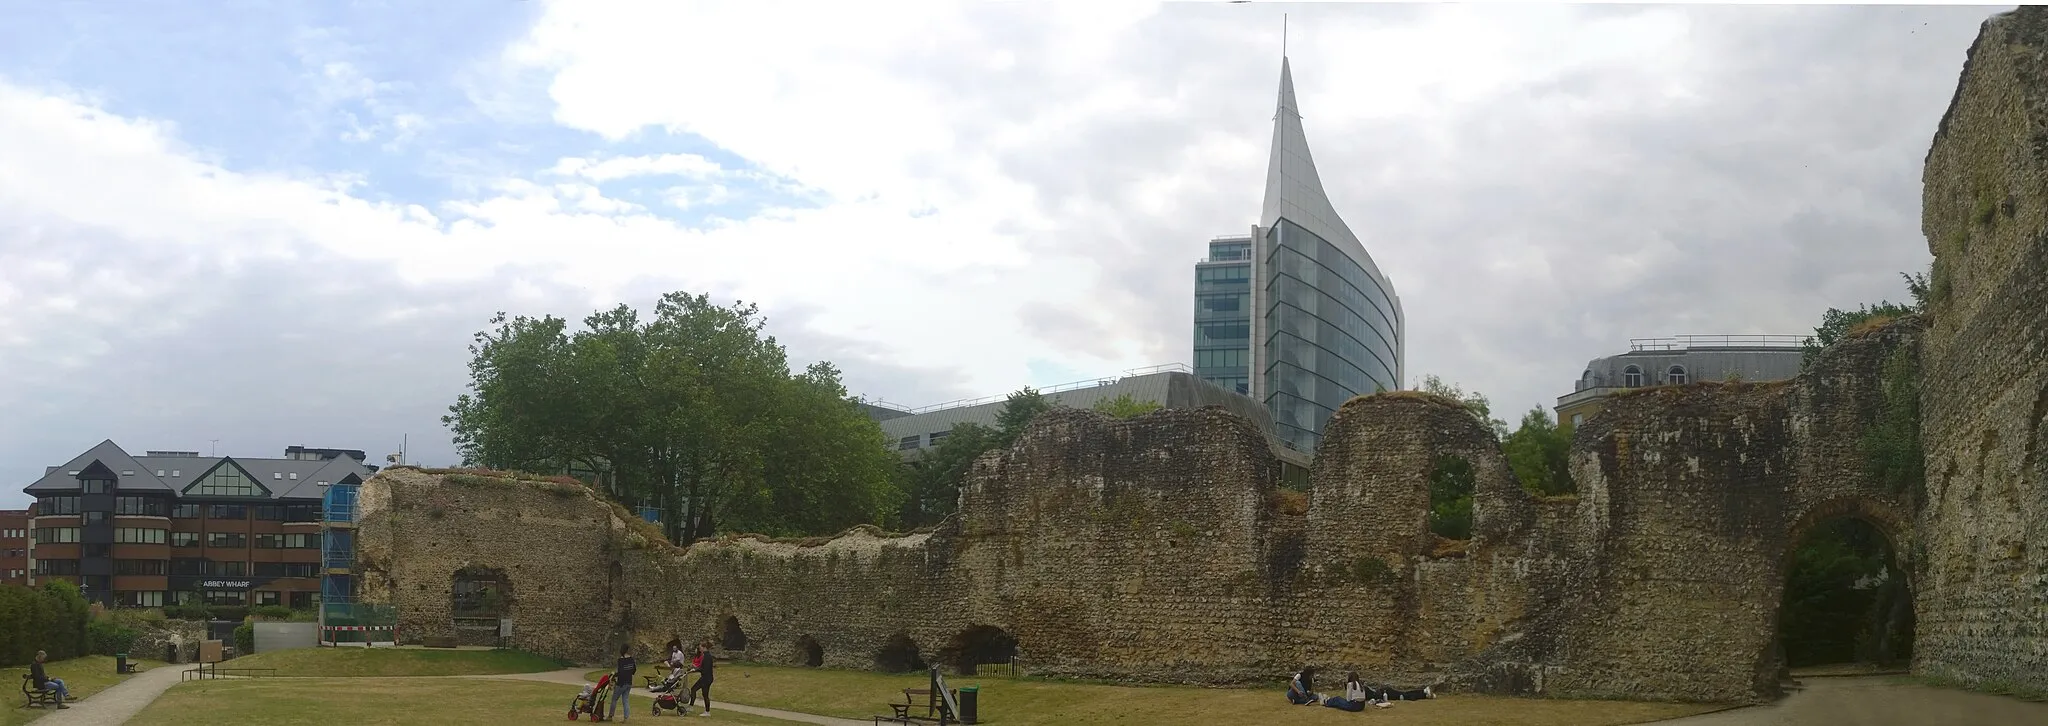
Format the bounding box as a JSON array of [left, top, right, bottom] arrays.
[[319, 480, 380, 643]]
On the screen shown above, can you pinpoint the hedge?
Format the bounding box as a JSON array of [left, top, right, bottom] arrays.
[[0, 581, 91, 666]]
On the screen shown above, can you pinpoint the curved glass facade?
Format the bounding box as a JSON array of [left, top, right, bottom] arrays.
[[1261, 219, 1400, 451]]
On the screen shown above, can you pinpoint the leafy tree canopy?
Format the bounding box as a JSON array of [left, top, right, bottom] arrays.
[[1504, 406, 1575, 496], [443, 291, 903, 542], [1419, 374, 1509, 440], [1091, 393, 1162, 419], [897, 388, 1063, 528]]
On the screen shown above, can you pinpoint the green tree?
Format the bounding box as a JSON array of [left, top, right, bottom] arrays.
[[1427, 454, 1474, 540], [1503, 406, 1575, 496], [1799, 271, 1928, 371], [443, 292, 904, 542], [1091, 393, 1162, 419], [896, 388, 1064, 528], [1419, 374, 1509, 440], [993, 386, 1055, 447]]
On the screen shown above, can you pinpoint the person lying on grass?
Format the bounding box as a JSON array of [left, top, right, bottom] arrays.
[[1345, 671, 1435, 704]]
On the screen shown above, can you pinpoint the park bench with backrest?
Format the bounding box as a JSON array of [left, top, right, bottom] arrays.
[[876, 687, 957, 725], [20, 673, 58, 709]]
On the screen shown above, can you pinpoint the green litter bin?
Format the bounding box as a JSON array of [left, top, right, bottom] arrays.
[[958, 686, 979, 724], [116, 653, 129, 674]]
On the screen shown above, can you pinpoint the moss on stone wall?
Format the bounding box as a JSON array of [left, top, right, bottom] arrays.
[[1863, 343, 1925, 499]]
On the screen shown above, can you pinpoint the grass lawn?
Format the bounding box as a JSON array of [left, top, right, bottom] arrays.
[[588, 663, 1730, 726], [3, 655, 164, 726], [129, 678, 812, 725], [221, 647, 565, 677]]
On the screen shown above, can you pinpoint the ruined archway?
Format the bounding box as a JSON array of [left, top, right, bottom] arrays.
[[940, 625, 1018, 675], [721, 615, 749, 651], [451, 565, 513, 646], [874, 630, 927, 673], [795, 634, 824, 667], [1770, 498, 1916, 682]]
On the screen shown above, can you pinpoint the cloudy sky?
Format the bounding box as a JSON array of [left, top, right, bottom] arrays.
[[0, 2, 1997, 508]]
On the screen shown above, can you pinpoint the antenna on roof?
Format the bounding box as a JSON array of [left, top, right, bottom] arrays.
[[209, 439, 220, 457], [1283, 12, 1288, 58]]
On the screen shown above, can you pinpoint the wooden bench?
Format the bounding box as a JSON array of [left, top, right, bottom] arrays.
[[877, 687, 956, 724], [20, 674, 59, 709]]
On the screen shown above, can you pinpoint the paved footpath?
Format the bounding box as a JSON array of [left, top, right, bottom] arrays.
[[25, 663, 188, 726], [1643, 676, 2048, 726], [465, 668, 872, 726]]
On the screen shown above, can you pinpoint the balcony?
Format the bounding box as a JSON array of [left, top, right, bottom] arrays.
[[1557, 386, 1626, 409]]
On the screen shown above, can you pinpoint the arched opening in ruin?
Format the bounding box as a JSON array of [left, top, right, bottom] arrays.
[[721, 615, 749, 651], [1774, 509, 1914, 676], [873, 630, 927, 673], [451, 566, 513, 646], [1427, 454, 1474, 542], [795, 634, 824, 667], [939, 624, 1019, 675]]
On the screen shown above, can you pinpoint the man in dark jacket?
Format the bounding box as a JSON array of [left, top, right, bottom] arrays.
[[610, 644, 637, 721], [29, 651, 69, 708]]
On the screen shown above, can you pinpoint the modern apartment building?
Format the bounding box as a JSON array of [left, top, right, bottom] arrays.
[[1555, 334, 1809, 433], [1195, 56, 1406, 453], [1, 505, 31, 585], [20, 440, 376, 609]]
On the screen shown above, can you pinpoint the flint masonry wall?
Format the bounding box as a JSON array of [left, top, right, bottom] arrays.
[[354, 321, 1916, 705], [1916, 5, 2048, 694]]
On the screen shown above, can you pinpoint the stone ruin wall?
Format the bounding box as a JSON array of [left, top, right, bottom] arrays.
[[1915, 6, 2048, 695], [352, 321, 1917, 705], [351, 7, 2048, 704]]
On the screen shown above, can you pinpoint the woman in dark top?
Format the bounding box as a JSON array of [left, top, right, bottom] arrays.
[[685, 640, 715, 715]]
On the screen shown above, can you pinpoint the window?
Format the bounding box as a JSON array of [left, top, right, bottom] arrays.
[[285, 505, 320, 522], [288, 472, 298, 480], [202, 589, 247, 606], [1195, 347, 1251, 369], [116, 497, 166, 516], [81, 479, 112, 494], [1667, 365, 1688, 385], [1571, 414, 1585, 428], [203, 560, 247, 577], [171, 504, 202, 519], [1622, 365, 1644, 388], [36, 559, 80, 576], [927, 431, 950, 446], [271, 472, 282, 480], [207, 532, 246, 549], [191, 464, 263, 497], [256, 506, 286, 521], [156, 470, 165, 477], [115, 559, 167, 576], [208, 504, 246, 520], [253, 562, 317, 578], [38, 497, 80, 515], [897, 436, 919, 451], [84, 543, 111, 558], [170, 532, 200, 548], [116, 591, 165, 608], [33, 528, 80, 544], [170, 470, 180, 478], [290, 591, 318, 610], [84, 512, 108, 525], [170, 559, 204, 576], [114, 528, 167, 544], [255, 591, 280, 606]]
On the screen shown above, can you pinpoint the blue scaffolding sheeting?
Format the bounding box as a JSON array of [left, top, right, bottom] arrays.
[[637, 506, 661, 524]]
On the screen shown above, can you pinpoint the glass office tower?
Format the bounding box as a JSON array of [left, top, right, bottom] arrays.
[[1193, 56, 1405, 453]]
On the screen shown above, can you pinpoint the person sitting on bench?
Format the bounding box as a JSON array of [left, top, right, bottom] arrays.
[[1345, 671, 1434, 703], [29, 651, 69, 709], [1286, 666, 1323, 705]]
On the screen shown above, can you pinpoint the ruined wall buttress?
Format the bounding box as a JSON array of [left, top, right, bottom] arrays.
[[1916, 6, 2048, 693]]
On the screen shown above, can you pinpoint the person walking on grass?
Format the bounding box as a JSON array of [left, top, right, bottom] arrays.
[[685, 640, 716, 716], [611, 644, 638, 721], [30, 651, 69, 709]]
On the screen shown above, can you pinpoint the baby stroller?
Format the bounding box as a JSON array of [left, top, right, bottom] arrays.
[[567, 673, 615, 721], [647, 666, 692, 715]]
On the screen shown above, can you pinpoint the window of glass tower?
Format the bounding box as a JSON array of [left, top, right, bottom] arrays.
[[1260, 220, 1401, 450]]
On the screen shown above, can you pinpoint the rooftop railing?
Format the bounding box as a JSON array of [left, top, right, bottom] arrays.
[[902, 363, 1196, 415], [1629, 334, 1813, 351]]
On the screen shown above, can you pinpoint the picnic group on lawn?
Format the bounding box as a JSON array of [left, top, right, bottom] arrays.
[[1287, 666, 1438, 711]]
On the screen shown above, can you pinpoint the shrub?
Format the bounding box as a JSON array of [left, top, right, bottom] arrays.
[[87, 619, 141, 656], [252, 605, 297, 621], [233, 622, 255, 656], [0, 581, 90, 666]]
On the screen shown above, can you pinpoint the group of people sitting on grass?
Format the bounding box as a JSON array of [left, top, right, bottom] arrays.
[[602, 638, 718, 720], [1287, 666, 1435, 711]]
